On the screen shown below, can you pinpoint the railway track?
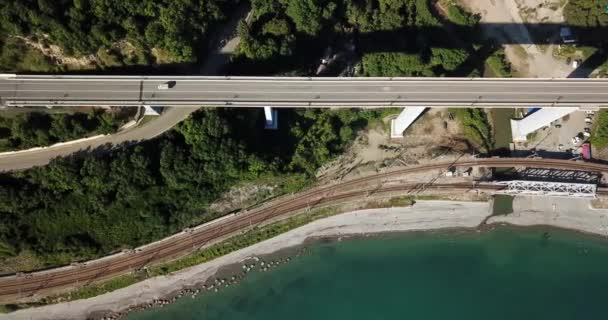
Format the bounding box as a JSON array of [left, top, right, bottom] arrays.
[[2, 157, 608, 303]]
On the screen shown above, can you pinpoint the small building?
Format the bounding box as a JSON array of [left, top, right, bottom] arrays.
[[560, 27, 576, 44], [581, 143, 592, 160]]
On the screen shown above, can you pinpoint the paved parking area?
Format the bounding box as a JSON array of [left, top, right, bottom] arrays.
[[526, 110, 592, 155]]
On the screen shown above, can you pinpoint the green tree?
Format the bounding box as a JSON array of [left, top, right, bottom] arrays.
[[0, 110, 130, 152], [564, 0, 608, 27], [284, 0, 334, 35], [362, 52, 434, 76], [262, 18, 291, 36], [0, 0, 240, 70], [430, 48, 469, 72]]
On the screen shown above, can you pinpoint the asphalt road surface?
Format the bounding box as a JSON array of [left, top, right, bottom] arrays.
[[3, 76, 608, 107]]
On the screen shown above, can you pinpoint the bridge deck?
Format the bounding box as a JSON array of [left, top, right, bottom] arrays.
[[2, 75, 608, 107]]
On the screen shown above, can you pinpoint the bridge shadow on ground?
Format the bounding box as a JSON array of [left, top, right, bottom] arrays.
[[357, 22, 607, 77], [20, 22, 608, 79], [222, 22, 608, 78]]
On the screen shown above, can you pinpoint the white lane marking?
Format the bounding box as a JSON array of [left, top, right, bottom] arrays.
[[7, 75, 608, 82], [10, 96, 605, 101], [4, 89, 608, 95], [7, 92, 608, 98], [6, 79, 608, 88], [9, 80, 608, 88]]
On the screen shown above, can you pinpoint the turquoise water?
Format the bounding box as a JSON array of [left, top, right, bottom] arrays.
[[127, 227, 608, 320]]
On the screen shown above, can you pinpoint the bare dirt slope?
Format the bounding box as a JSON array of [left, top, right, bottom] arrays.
[[317, 109, 473, 183], [459, 0, 575, 77]]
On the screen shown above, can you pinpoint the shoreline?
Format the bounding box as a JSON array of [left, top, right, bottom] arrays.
[[5, 198, 608, 320]]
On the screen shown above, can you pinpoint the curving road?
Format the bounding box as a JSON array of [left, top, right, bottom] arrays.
[[0, 107, 198, 172], [0, 5, 251, 172], [2, 157, 608, 303], [3, 76, 608, 107]]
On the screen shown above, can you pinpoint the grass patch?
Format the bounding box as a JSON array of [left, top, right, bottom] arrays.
[[364, 108, 403, 134], [492, 195, 514, 216], [485, 49, 512, 78], [0, 249, 45, 274], [364, 195, 443, 209], [440, 0, 480, 26], [148, 207, 339, 276], [0, 36, 60, 73], [388, 195, 445, 206], [595, 59, 608, 77], [388, 197, 416, 207], [449, 108, 494, 152], [40, 273, 145, 304], [488, 109, 514, 152], [590, 110, 608, 149], [554, 45, 597, 60], [0, 304, 17, 314], [0, 107, 88, 119]]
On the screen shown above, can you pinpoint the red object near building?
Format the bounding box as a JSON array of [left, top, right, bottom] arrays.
[[582, 143, 592, 160]]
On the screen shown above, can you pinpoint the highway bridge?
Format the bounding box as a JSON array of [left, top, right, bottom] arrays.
[[2, 74, 608, 108]]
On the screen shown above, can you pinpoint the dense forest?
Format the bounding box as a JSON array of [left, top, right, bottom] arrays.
[[0, 0, 501, 271], [0, 0, 489, 76], [233, 0, 482, 76], [0, 109, 132, 151], [0, 0, 240, 71], [564, 0, 608, 28], [0, 108, 387, 269], [564, 0, 608, 45]]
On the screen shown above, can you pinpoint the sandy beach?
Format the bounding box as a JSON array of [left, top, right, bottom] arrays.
[[5, 197, 608, 320], [488, 196, 608, 236], [4, 201, 490, 320]]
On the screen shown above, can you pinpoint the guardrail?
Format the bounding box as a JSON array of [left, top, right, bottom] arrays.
[[6, 75, 608, 81], [3, 75, 608, 108]]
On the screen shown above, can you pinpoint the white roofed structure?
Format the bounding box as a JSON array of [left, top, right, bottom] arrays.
[[390, 107, 426, 138], [510, 107, 578, 142]]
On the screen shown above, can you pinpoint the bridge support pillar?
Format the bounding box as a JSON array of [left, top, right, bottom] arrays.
[[510, 107, 578, 142], [143, 105, 162, 116], [264, 106, 278, 130], [390, 107, 426, 138]]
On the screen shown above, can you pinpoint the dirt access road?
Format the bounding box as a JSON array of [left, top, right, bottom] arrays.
[[460, 0, 586, 78]]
